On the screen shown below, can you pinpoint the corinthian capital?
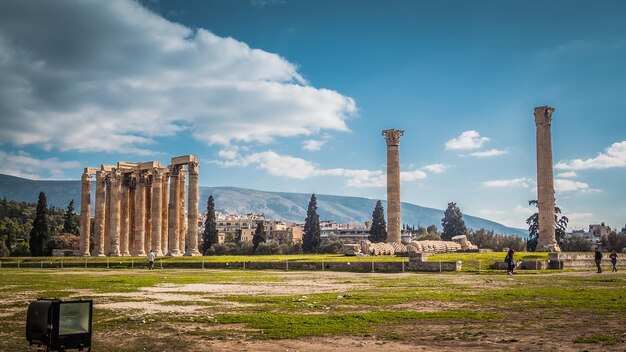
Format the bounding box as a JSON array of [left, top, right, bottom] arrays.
[[188, 161, 199, 176], [534, 106, 555, 127], [382, 129, 404, 146], [81, 172, 91, 185]]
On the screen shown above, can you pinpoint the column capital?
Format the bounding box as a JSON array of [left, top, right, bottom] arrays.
[[534, 106, 555, 127], [188, 161, 199, 176], [382, 129, 404, 146], [81, 172, 91, 185]]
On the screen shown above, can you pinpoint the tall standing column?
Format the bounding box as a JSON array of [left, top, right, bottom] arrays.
[[534, 106, 560, 252], [167, 165, 181, 256], [108, 169, 122, 256], [161, 172, 169, 254], [94, 171, 106, 256], [134, 172, 147, 256], [382, 129, 404, 243], [79, 171, 91, 256], [178, 168, 187, 253], [104, 174, 112, 255], [151, 168, 163, 256], [185, 161, 201, 256], [145, 178, 152, 255], [120, 175, 131, 256]]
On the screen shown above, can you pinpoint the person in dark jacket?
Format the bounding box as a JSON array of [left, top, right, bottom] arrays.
[[505, 249, 515, 275], [609, 250, 618, 272], [594, 248, 603, 273]]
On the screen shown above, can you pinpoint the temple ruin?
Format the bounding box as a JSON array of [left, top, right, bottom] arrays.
[[534, 106, 560, 252], [382, 129, 404, 243], [78, 155, 202, 257]]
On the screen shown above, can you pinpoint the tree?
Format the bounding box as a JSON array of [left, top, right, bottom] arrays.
[[368, 200, 387, 243], [201, 195, 218, 254], [302, 194, 321, 253], [252, 221, 266, 253], [441, 202, 467, 241], [426, 225, 439, 236], [560, 234, 592, 252], [29, 192, 50, 256], [603, 231, 626, 252], [62, 199, 79, 235], [525, 200, 568, 251]]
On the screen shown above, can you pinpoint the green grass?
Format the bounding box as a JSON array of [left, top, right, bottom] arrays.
[[575, 333, 622, 345]]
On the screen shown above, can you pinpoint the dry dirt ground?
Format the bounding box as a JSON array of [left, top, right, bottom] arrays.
[[2, 269, 626, 351]]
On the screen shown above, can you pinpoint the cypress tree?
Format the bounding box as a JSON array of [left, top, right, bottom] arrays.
[[201, 195, 218, 254], [30, 192, 50, 256], [62, 199, 79, 234], [368, 200, 387, 243], [441, 202, 468, 241], [302, 194, 321, 253], [252, 221, 266, 253]]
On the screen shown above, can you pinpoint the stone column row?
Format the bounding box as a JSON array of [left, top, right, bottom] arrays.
[[78, 156, 201, 257]]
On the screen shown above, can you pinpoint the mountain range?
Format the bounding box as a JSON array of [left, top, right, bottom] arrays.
[[0, 174, 528, 237]]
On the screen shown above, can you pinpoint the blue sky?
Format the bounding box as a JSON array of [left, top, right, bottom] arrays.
[[1, 0, 625, 230]]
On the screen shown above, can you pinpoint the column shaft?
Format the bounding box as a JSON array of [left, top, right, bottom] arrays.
[[104, 174, 111, 255], [185, 162, 201, 256], [134, 173, 147, 256], [534, 106, 560, 252], [178, 169, 186, 253], [167, 166, 181, 256], [108, 170, 121, 256], [151, 169, 163, 256], [79, 171, 91, 256], [161, 173, 169, 253], [120, 177, 131, 256], [145, 180, 152, 254], [382, 129, 404, 243], [94, 171, 106, 256]]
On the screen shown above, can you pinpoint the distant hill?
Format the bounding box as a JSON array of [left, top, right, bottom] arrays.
[[0, 174, 528, 237]]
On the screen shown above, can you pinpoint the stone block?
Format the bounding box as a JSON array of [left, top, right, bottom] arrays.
[[171, 154, 198, 165]]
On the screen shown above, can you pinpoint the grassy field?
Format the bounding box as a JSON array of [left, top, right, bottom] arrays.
[[1, 266, 625, 351]]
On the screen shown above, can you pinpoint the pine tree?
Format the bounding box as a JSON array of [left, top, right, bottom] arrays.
[[441, 202, 467, 241], [368, 200, 387, 243], [252, 221, 266, 253], [201, 195, 218, 254], [525, 200, 569, 251], [29, 192, 50, 256], [62, 199, 79, 234], [302, 194, 321, 253]]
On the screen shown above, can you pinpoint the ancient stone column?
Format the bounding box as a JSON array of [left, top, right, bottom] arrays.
[[382, 129, 404, 243], [185, 161, 201, 256], [93, 171, 106, 256], [178, 168, 187, 253], [161, 172, 169, 253], [167, 165, 181, 256], [151, 168, 163, 256], [534, 106, 560, 252], [78, 171, 91, 256], [108, 169, 122, 256], [120, 175, 131, 256], [104, 174, 112, 255], [134, 172, 147, 256], [145, 177, 152, 255]]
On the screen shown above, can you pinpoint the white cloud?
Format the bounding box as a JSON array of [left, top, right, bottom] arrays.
[[422, 163, 447, 174], [214, 150, 435, 187], [482, 178, 532, 188], [555, 141, 626, 170], [445, 131, 489, 151], [556, 171, 577, 178], [514, 204, 536, 216], [554, 179, 599, 193], [469, 148, 508, 158], [478, 209, 506, 216], [302, 139, 327, 151], [0, 151, 80, 179], [566, 212, 594, 229], [0, 0, 355, 154]]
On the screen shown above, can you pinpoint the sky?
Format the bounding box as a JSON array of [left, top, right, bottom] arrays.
[[1, 0, 625, 230]]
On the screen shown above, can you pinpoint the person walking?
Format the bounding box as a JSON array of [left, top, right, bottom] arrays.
[[505, 248, 515, 275], [609, 250, 618, 272], [594, 248, 603, 273], [147, 249, 156, 270]]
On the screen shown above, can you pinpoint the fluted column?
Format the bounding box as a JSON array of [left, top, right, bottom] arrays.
[[145, 177, 152, 255], [104, 174, 111, 255], [79, 171, 91, 256], [167, 165, 181, 256], [151, 168, 163, 256], [134, 172, 147, 256], [108, 169, 122, 256], [120, 175, 131, 256], [382, 129, 404, 243], [178, 169, 187, 253], [534, 106, 560, 252], [94, 171, 106, 256], [161, 172, 169, 254], [185, 161, 201, 256]]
